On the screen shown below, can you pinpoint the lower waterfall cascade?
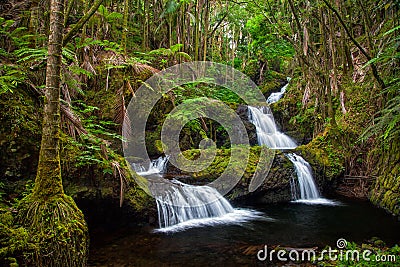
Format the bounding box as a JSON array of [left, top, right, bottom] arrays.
[[133, 157, 264, 231], [154, 180, 266, 232]]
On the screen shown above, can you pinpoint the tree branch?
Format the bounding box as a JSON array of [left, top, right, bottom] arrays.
[[321, 0, 385, 89], [209, 12, 228, 37], [288, 0, 303, 44], [63, 0, 103, 46]]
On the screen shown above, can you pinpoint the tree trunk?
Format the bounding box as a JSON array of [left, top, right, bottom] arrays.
[[18, 0, 89, 265], [33, 0, 65, 199], [121, 0, 129, 54], [202, 0, 209, 61], [194, 0, 200, 61], [321, 0, 385, 89]]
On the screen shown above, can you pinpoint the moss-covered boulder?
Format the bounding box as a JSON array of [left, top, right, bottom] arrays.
[[259, 71, 287, 97], [234, 150, 295, 204], [296, 127, 346, 192], [61, 149, 156, 227], [168, 146, 295, 203], [370, 171, 400, 219]]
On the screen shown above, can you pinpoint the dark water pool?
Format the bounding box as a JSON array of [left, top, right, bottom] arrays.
[[88, 197, 400, 266]]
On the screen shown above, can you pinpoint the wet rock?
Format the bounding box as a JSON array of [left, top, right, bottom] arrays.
[[236, 105, 258, 146], [229, 151, 294, 203], [172, 147, 296, 204]]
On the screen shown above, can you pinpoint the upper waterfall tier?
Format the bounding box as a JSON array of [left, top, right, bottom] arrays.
[[248, 105, 297, 149]]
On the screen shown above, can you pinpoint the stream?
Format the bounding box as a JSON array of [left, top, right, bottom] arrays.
[[88, 196, 400, 266]]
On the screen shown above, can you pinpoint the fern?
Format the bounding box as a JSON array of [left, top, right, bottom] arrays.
[[0, 65, 26, 94], [361, 24, 400, 146], [97, 4, 123, 23], [14, 48, 47, 63]]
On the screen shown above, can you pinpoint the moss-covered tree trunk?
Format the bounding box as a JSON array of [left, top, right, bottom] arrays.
[[17, 0, 89, 265], [34, 0, 64, 199], [121, 0, 129, 54]]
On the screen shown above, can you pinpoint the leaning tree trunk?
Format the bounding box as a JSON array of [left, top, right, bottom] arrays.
[[17, 0, 89, 266]]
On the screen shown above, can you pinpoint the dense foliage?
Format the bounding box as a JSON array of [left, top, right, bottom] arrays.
[[0, 0, 399, 265]]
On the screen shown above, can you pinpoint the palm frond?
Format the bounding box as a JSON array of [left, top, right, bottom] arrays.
[[114, 84, 132, 137], [125, 80, 135, 96], [61, 104, 88, 138], [111, 160, 128, 207], [130, 61, 159, 75], [175, 51, 192, 61]]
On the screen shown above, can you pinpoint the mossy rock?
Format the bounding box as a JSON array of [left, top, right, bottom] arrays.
[[174, 146, 295, 203], [259, 71, 287, 96], [260, 80, 281, 96], [297, 127, 345, 184], [0, 211, 36, 266], [370, 162, 400, 218]]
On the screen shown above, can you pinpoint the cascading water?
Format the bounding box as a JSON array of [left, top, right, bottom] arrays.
[[134, 157, 264, 231], [156, 180, 234, 228], [132, 156, 170, 176], [266, 81, 290, 104], [248, 106, 297, 149], [137, 79, 337, 232], [248, 80, 337, 205], [153, 180, 264, 232], [286, 153, 320, 199]]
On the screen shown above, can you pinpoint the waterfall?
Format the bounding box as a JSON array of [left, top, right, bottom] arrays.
[[135, 159, 263, 231], [248, 106, 297, 149], [150, 179, 264, 232], [286, 153, 320, 199], [132, 156, 169, 176], [156, 180, 234, 228], [286, 153, 338, 205], [248, 80, 337, 205], [267, 82, 289, 104]]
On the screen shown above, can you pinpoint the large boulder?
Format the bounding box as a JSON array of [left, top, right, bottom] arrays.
[[168, 146, 296, 203]]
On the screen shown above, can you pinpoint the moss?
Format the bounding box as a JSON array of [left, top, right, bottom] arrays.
[[176, 146, 265, 185], [16, 194, 89, 267], [260, 80, 281, 96], [59, 131, 155, 214], [368, 139, 400, 218], [298, 126, 346, 181], [125, 186, 154, 212], [370, 169, 400, 217], [242, 59, 259, 80], [175, 146, 294, 202], [0, 211, 37, 266], [145, 127, 163, 157], [0, 90, 41, 183]]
